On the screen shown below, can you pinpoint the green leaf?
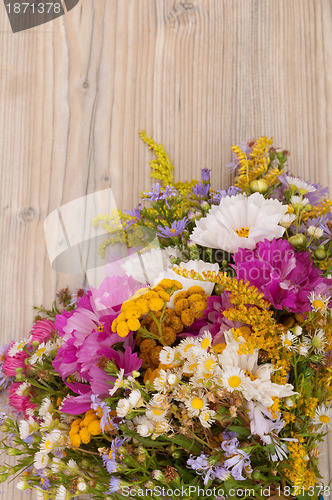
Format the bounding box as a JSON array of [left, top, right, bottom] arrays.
[[227, 425, 250, 438]]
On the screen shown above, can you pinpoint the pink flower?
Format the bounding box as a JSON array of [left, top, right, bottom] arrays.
[[30, 319, 56, 343], [2, 348, 29, 377]]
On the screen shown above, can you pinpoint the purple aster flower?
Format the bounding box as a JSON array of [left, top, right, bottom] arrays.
[[103, 437, 127, 473], [91, 395, 119, 432], [224, 449, 252, 481], [233, 238, 332, 313], [192, 181, 210, 198], [201, 168, 211, 182], [187, 453, 216, 485], [211, 186, 241, 204], [142, 183, 177, 208], [156, 218, 189, 238], [125, 204, 143, 228]]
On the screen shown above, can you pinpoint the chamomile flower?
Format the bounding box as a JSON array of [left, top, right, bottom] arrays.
[[8, 335, 32, 357], [196, 332, 213, 351], [281, 331, 298, 351], [128, 389, 143, 408], [305, 329, 326, 355], [109, 368, 125, 396], [39, 397, 52, 417], [77, 479, 87, 492], [280, 213, 297, 229], [312, 404, 332, 430], [297, 341, 309, 357], [153, 420, 172, 435], [183, 360, 199, 375], [51, 457, 62, 473], [290, 195, 310, 208], [55, 485, 67, 500], [146, 395, 170, 421], [199, 409, 216, 428], [153, 370, 168, 392], [177, 338, 197, 358], [184, 391, 209, 417], [221, 367, 246, 393], [40, 430, 62, 453], [307, 226, 324, 239], [40, 412, 53, 429], [116, 399, 132, 418], [19, 419, 33, 440], [159, 346, 176, 365], [29, 341, 52, 364], [308, 292, 330, 316], [16, 382, 31, 396], [285, 175, 316, 194], [135, 416, 155, 437], [197, 353, 218, 374], [34, 451, 49, 469]]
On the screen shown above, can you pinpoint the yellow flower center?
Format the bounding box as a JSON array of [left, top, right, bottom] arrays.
[[36, 347, 46, 357], [17, 341, 25, 349], [319, 415, 330, 424], [44, 440, 53, 450], [191, 397, 204, 410], [97, 325, 104, 332], [202, 413, 210, 421], [313, 299, 324, 309], [213, 343, 226, 353], [235, 226, 250, 238], [189, 363, 197, 371], [284, 339, 292, 347], [228, 375, 242, 389], [184, 344, 194, 352], [170, 228, 176, 234], [204, 359, 215, 370], [201, 338, 210, 349], [153, 408, 164, 416]]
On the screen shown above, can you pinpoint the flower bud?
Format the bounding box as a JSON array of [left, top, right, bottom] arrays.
[[172, 449, 183, 459], [249, 179, 268, 194], [214, 284, 224, 296], [6, 448, 21, 456], [314, 247, 327, 260], [288, 234, 307, 248]]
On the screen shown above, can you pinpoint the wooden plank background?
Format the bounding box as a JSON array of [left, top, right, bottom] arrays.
[[1, 0, 332, 498]]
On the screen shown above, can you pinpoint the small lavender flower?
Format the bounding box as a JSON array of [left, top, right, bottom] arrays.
[[156, 218, 189, 238], [108, 477, 121, 493], [187, 453, 217, 485], [211, 186, 240, 204], [125, 204, 143, 227], [91, 395, 119, 432], [192, 182, 210, 198], [201, 168, 211, 182], [142, 183, 177, 208], [221, 436, 239, 457], [224, 449, 252, 481]]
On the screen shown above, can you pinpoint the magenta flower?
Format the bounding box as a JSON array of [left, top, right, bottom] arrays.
[[233, 239, 331, 313], [30, 319, 56, 343]]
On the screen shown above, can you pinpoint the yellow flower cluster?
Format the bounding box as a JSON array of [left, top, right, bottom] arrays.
[[232, 137, 277, 192], [139, 130, 174, 187], [302, 198, 332, 220], [69, 409, 103, 447], [301, 397, 319, 418], [112, 280, 183, 337], [283, 437, 317, 491], [173, 285, 208, 327]]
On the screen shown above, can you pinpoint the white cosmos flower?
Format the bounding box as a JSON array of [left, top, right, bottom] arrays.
[[312, 404, 332, 430], [190, 193, 288, 253]]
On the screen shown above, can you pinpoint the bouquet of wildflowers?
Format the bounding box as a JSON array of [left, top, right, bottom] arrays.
[[1, 133, 332, 500]]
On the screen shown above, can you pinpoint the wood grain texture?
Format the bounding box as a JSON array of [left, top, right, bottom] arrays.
[[1, 0, 332, 498]]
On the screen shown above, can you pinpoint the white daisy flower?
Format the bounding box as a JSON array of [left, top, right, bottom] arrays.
[[19, 420, 31, 440], [153, 419, 172, 435], [177, 337, 197, 358], [290, 195, 310, 207], [40, 412, 53, 429], [39, 397, 52, 417], [196, 332, 213, 351], [297, 341, 309, 357], [197, 353, 219, 374], [312, 404, 332, 430], [55, 485, 67, 500], [153, 369, 168, 392], [199, 409, 216, 428], [167, 372, 181, 386], [77, 479, 87, 492], [8, 335, 33, 357], [34, 451, 49, 469], [135, 416, 155, 437], [293, 325, 303, 336], [184, 391, 209, 416], [29, 341, 52, 365], [307, 226, 323, 239], [159, 346, 176, 365], [285, 175, 316, 194], [281, 331, 298, 351], [16, 382, 31, 396], [116, 398, 132, 417], [191, 193, 288, 252], [35, 488, 46, 500], [16, 479, 28, 490], [308, 292, 330, 316], [221, 366, 246, 393], [109, 368, 125, 396], [51, 457, 62, 473], [305, 329, 326, 355], [183, 360, 199, 375], [128, 389, 143, 408], [279, 213, 296, 229]]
